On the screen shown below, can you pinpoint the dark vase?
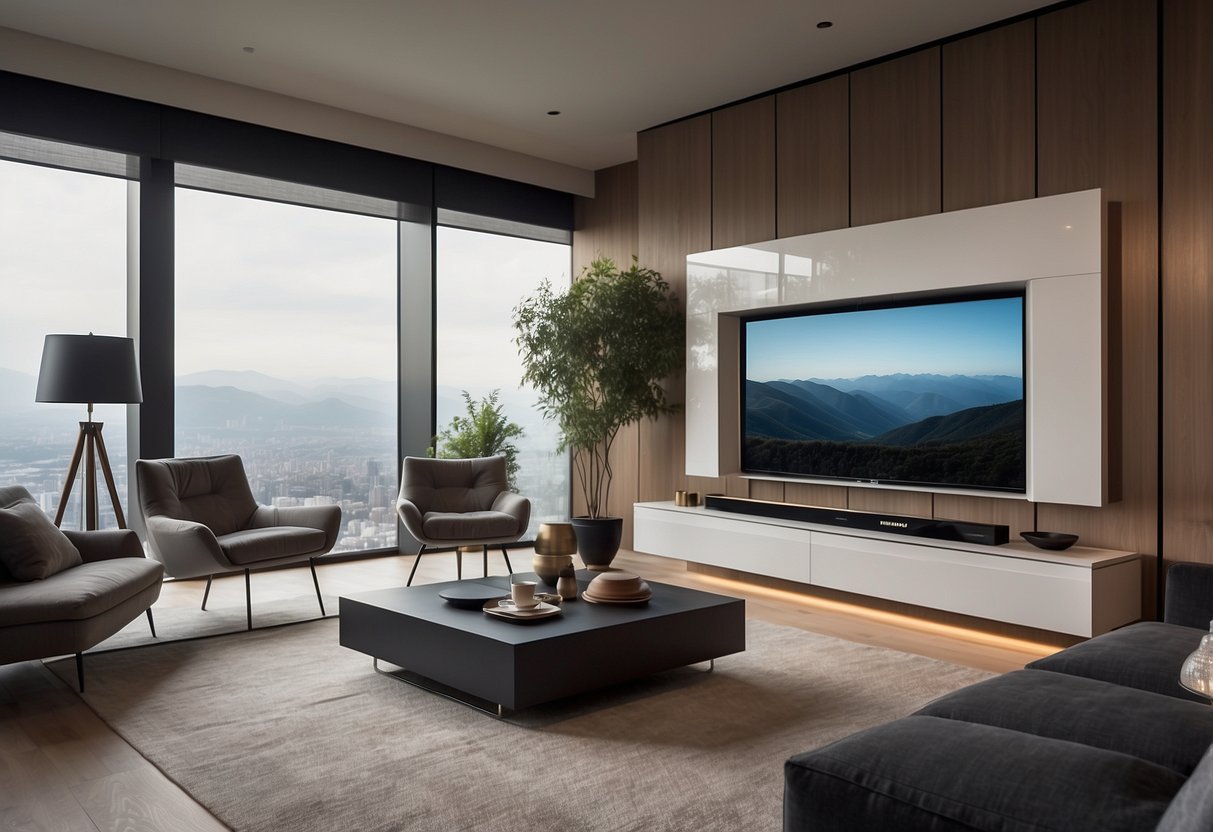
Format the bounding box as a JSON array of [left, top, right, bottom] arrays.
[[571, 516, 623, 571]]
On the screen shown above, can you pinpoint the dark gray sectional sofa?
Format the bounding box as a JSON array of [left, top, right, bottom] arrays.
[[784, 563, 1213, 831]]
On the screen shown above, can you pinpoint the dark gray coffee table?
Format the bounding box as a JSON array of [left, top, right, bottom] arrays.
[[339, 571, 745, 715]]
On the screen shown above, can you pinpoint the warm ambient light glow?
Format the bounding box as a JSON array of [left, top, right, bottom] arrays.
[[692, 572, 1062, 656]]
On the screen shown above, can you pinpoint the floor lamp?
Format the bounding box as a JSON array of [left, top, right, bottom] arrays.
[[36, 333, 143, 530]]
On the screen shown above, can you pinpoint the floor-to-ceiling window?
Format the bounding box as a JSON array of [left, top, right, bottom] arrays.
[[174, 179, 400, 553], [0, 140, 134, 529], [435, 221, 571, 536]]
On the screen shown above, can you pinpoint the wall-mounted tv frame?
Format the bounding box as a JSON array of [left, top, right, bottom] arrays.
[[684, 188, 1107, 507], [740, 291, 1027, 493]]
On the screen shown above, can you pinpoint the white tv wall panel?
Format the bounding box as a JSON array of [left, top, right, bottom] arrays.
[[686, 188, 1105, 506]]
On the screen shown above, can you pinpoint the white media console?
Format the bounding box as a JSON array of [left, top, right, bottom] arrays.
[[633, 501, 1141, 637]]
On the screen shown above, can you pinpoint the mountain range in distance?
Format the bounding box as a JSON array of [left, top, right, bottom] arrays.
[[745, 373, 1023, 446]]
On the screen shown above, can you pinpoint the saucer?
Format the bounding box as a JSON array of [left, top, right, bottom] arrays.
[[483, 599, 562, 621]]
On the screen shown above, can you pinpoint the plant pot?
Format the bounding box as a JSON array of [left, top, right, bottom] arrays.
[[571, 516, 623, 571]]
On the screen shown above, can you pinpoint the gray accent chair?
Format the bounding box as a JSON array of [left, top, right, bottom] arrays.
[[136, 454, 341, 629], [396, 455, 530, 586], [0, 486, 162, 692]]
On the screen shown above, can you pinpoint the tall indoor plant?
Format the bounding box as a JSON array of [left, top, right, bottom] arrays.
[[513, 256, 684, 568]]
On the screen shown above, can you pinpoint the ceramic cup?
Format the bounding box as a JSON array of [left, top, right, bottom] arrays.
[[511, 580, 539, 609]]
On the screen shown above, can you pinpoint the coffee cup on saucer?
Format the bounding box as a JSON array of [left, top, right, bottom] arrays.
[[511, 580, 539, 609]]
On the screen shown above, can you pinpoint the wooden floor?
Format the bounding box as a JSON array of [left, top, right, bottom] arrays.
[[0, 547, 1062, 831]]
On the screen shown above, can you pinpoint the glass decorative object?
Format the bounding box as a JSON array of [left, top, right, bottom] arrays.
[[1179, 620, 1213, 702]]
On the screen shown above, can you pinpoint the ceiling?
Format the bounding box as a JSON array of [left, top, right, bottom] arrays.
[[0, 0, 1056, 171]]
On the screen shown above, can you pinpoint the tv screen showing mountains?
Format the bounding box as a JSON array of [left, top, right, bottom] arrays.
[[742, 296, 1026, 492], [743, 374, 1025, 491]]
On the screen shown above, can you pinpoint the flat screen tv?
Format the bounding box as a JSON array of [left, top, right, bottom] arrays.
[[741, 292, 1026, 493]]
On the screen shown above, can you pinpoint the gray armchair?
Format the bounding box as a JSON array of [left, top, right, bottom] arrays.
[[136, 454, 341, 629], [0, 485, 162, 692], [396, 455, 530, 586]]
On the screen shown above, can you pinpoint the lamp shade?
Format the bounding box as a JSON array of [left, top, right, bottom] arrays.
[[35, 334, 143, 404]]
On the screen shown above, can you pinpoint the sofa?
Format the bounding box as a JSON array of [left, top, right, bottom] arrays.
[[784, 563, 1213, 831], [0, 485, 163, 692]]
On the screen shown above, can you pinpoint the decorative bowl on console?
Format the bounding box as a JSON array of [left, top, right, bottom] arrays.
[[1021, 531, 1079, 551]]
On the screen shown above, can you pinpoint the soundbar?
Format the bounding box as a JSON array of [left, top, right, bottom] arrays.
[[702, 495, 1009, 546]]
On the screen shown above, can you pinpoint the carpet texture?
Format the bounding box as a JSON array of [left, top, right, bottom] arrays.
[[51, 618, 992, 831]]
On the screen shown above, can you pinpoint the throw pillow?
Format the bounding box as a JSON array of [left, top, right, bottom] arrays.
[[0, 502, 82, 580]]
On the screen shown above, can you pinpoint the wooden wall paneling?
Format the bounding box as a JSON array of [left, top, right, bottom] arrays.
[[941, 19, 1036, 211], [573, 162, 641, 544], [712, 97, 776, 247], [784, 482, 849, 508], [933, 494, 1036, 539], [1037, 0, 1159, 612], [850, 48, 942, 226], [1163, 0, 1213, 566], [776, 77, 850, 236], [573, 161, 639, 271], [638, 116, 712, 504], [847, 489, 933, 517], [749, 479, 785, 503]]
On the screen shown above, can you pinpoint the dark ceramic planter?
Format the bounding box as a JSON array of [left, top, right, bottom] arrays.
[[571, 516, 623, 571]]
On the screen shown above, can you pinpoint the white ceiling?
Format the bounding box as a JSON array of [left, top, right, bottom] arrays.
[[0, 0, 1055, 172]]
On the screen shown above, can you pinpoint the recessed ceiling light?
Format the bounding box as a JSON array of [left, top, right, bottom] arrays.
[[242, 46, 256, 53], [816, 21, 833, 29], [546, 110, 561, 116]]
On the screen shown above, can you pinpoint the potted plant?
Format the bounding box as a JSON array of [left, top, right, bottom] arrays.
[[513, 256, 684, 569], [430, 389, 524, 490]]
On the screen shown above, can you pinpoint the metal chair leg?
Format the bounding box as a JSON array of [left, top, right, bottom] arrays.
[[146, 608, 157, 637], [75, 652, 84, 693], [502, 546, 513, 575], [244, 568, 252, 631], [201, 574, 213, 610], [483, 544, 488, 578], [456, 547, 463, 580], [310, 558, 326, 616], [406, 544, 426, 586]]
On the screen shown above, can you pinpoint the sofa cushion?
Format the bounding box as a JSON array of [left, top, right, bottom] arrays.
[[422, 510, 518, 541], [0, 558, 163, 627], [1158, 744, 1213, 832], [1027, 621, 1207, 703], [217, 526, 327, 566], [0, 501, 82, 580], [916, 669, 1213, 775], [784, 715, 1184, 832]]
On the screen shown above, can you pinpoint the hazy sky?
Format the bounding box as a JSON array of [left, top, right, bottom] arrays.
[[2, 159, 569, 389], [746, 296, 1024, 381]]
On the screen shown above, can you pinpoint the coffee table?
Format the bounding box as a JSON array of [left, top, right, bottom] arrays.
[[339, 571, 745, 715]]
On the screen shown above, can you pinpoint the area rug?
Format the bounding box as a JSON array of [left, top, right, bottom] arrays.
[[50, 618, 992, 832]]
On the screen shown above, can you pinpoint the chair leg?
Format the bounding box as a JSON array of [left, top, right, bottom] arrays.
[[146, 608, 157, 638], [244, 568, 252, 631], [201, 574, 213, 610], [502, 546, 513, 575], [310, 558, 326, 616], [483, 544, 488, 578], [406, 544, 426, 587], [75, 652, 84, 693], [456, 547, 463, 580]]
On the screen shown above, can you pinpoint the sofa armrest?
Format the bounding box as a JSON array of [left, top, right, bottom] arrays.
[[491, 491, 531, 533], [62, 528, 144, 562], [250, 504, 341, 551], [1165, 563, 1213, 629]]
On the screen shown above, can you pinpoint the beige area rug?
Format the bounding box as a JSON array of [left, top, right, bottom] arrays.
[[50, 618, 993, 832]]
